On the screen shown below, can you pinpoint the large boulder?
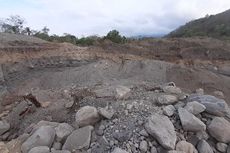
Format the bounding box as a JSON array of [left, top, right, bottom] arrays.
[[0, 120, 10, 135], [208, 117, 230, 143], [157, 95, 178, 105], [187, 94, 230, 116], [21, 126, 55, 153], [75, 106, 100, 127], [197, 140, 213, 153], [62, 126, 93, 152], [184, 101, 206, 115], [54, 123, 74, 142], [145, 113, 177, 150], [178, 108, 206, 132]]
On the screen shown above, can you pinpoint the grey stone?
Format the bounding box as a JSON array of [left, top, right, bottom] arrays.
[[140, 140, 148, 153], [178, 108, 206, 132], [187, 94, 230, 116], [113, 131, 132, 142], [115, 85, 131, 99], [162, 86, 182, 94], [216, 142, 228, 153], [0, 120, 10, 135], [184, 101, 206, 115], [52, 142, 62, 150], [75, 106, 100, 127], [213, 91, 225, 99], [208, 117, 230, 143], [197, 140, 213, 153], [62, 126, 93, 152], [145, 113, 177, 150], [98, 107, 114, 119], [157, 95, 178, 105], [227, 145, 230, 153], [21, 126, 55, 153], [55, 123, 74, 142], [195, 88, 204, 95], [28, 146, 50, 153], [176, 141, 195, 153], [51, 150, 71, 153], [163, 105, 176, 117], [111, 147, 128, 153], [150, 146, 158, 153]]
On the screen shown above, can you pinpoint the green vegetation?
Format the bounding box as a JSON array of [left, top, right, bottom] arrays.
[[104, 30, 127, 43], [0, 15, 127, 46], [167, 9, 230, 39]]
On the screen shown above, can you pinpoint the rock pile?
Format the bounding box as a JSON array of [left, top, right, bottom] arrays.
[[0, 83, 230, 153]]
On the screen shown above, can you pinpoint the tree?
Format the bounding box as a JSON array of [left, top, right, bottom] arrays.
[[41, 26, 50, 35], [0, 15, 25, 34], [104, 30, 126, 43]]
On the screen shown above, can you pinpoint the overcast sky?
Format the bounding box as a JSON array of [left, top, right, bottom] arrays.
[[0, 0, 230, 37]]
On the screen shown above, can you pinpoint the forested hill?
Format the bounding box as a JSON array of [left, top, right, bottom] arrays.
[[167, 9, 230, 38]]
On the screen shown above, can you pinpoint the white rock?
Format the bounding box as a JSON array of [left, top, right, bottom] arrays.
[[208, 117, 230, 143], [28, 146, 50, 153], [184, 101, 206, 115], [62, 126, 93, 152], [21, 126, 55, 153], [98, 107, 114, 119], [163, 86, 182, 94], [176, 141, 196, 153], [216, 142, 228, 152], [163, 105, 176, 117], [115, 85, 131, 99], [140, 140, 148, 153], [112, 147, 128, 153], [197, 140, 213, 153], [55, 123, 74, 142], [75, 106, 100, 127], [178, 108, 206, 132], [157, 95, 178, 105], [145, 113, 177, 150]]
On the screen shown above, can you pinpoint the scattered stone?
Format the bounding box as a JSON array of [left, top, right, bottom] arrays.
[[162, 86, 182, 94], [196, 131, 209, 140], [21, 126, 55, 153], [111, 147, 128, 153], [208, 117, 230, 143], [75, 106, 100, 127], [115, 85, 131, 99], [28, 146, 50, 153], [216, 142, 228, 153], [187, 94, 230, 116], [176, 141, 195, 153], [55, 123, 74, 142], [0, 120, 10, 135], [184, 101, 206, 115], [139, 129, 149, 137], [62, 126, 93, 152], [174, 101, 186, 110], [145, 113, 177, 150], [0, 142, 9, 153], [51, 150, 71, 153], [213, 91, 225, 99], [157, 95, 178, 105], [98, 107, 114, 119], [150, 146, 157, 153], [163, 105, 176, 117], [195, 88, 204, 95], [64, 101, 74, 109], [52, 142, 62, 150], [178, 108, 206, 132], [113, 131, 132, 142], [227, 145, 230, 153], [139, 140, 148, 153], [197, 140, 213, 153]]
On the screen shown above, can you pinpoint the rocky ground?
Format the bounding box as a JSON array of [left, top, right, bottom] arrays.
[[0, 81, 230, 153], [1, 33, 230, 153]]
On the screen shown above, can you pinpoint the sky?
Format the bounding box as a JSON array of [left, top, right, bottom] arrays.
[[0, 0, 230, 37]]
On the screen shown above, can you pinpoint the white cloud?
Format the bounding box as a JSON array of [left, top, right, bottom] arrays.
[[0, 0, 230, 37]]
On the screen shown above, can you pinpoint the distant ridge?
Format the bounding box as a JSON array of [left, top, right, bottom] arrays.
[[167, 9, 230, 38]]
